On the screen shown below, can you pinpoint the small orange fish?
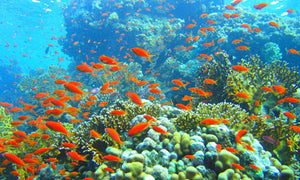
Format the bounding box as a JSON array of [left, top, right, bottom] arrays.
[[184, 155, 195, 159], [186, 24, 196, 29], [45, 121, 69, 137], [203, 79, 217, 84], [231, 65, 248, 72], [290, 126, 300, 133], [131, 47, 154, 63], [103, 155, 122, 162], [90, 129, 101, 139], [143, 115, 157, 122], [232, 0, 243, 6], [249, 164, 261, 170], [128, 121, 152, 137], [106, 128, 123, 145], [236, 129, 248, 145], [67, 151, 88, 162], [99, 55, 119, 65], [152, 126, 167, 134], [149, 88, 162, 94], [232, 163, 245, 170], [288, 49, 299, 55], [272, 85, 286, 95], [236, 46, 249, 50], [172, 79, 188, 89], [283, 112, 296, 119], [284, 97, 300, 103], [62, 142, 77, 148], [201, 118, 220, 125], [127, 92, 144, 108], [3, 153, 26, 166], [110, 110, 126, 116], [269, 21, 279, 29], [235, 92, 249, 99], [34, 147, 52, 155], [104, 167, 115, 173], [64, 82, 85, 95], [225, 147, 239, 153], [216, 144, 222, 153], [254, 3, 269, 10], [176, 103, 193, 111], [98, 101, 109, 107]]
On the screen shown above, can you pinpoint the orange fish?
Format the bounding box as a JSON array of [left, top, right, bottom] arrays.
[[3, 153, 26, 166], [288, 49, 299, 55], [253, 28, 262, 33], [231, 0, 243, 6], [236, 46, 249, 50], [106, 128, 123, 145], [34, 92, 49, 99], [149, 88, 162, 94], [283, 97, 300, 103], [225, 147, 239, 153], [232, 163, 245, 170], [128, 121, 152, 137], [103, 155, 122, 162], [18, 115, 31, 121], [272, 85, 286, 95], [64, 82, 85, 95], [203, 79, 217, 84], [186, 24, 196, 29], [104, 167, 115, 173], [269, 21, 279, 29], [235, 92, 249, 99], [98, 102, 109, 107], [236, 129, 248, 145], [225, 5, 235, 10], [249, 164, 261, 170], [182, 95, 194, 101], [152, 126, 167, 134], [45, 121, 69, 137], [90, 129, 101, 139], [184, 155, 195, 159], [176, 103, 193, 111], [283, 112, 296, 119], [99, 55, 120, 65], [143, 115, 157, 122], [62, 142, 77, 148], [127, 92, 144, 108], [172, 79, 188, 89], [67, 151, 88, 162], [254, 3, 269, 10], [231, 65, 248, 72], [131, 47, 154, 63], [76, 64, 93, 74], [34, 147, 52, 155], [110, 110, 126, 116], [201, 118, 220, 125], [290, 126, 300, 133], [216, 144, 222, 153]]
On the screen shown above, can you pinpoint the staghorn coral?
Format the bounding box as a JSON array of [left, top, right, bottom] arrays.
[[194, 52, 232, 105], [175, 102, 249, 132], [196, 52, 300, 113], [68, 99, 162, 164], [0, 107, 13, 138]]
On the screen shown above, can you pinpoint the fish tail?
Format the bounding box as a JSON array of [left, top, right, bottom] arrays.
[[148, 55, 155, 63]]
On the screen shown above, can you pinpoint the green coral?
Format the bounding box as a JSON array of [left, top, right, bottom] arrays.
[[195, 52, 300, 114], [0, 107, 13, 138], [174, 102, 249, 132]]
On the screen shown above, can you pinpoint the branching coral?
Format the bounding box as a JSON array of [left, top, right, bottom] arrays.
[[174, 102, 249, 132], [195, 52, 300, 114], [68, 99, 162, 164]]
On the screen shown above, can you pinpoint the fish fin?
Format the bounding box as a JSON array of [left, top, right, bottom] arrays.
[[147, 55, 155, 63]]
